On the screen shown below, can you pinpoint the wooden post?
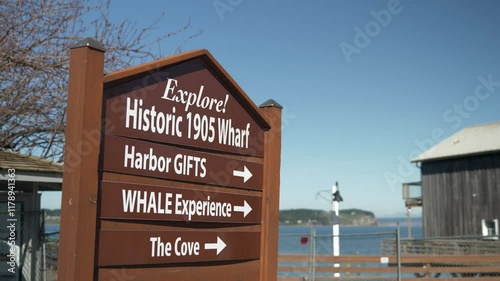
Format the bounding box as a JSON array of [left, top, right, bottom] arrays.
[[57, 38, 105, 281], [259, 99, 282, 281]]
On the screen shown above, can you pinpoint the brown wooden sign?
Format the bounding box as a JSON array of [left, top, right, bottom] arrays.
[[101, 135, 263, 190], [98, 230, 260, 266], [59, 44, 281, 281], [103, 58, 266, 157], [100, 181, 262, 223]]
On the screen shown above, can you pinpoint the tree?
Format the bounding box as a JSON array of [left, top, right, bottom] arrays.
[[0, 0, 201, 160]]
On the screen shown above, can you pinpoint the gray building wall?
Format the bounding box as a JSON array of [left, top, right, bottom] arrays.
[[421, 153, 500, 237]]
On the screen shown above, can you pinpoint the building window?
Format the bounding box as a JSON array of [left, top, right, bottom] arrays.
[[482, 219, 499, 240]]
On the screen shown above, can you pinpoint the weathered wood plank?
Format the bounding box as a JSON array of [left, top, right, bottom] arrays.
[[279, 265, 500, 274], [279, 277, 500, 281], [404, 276, 499, 281], [279, 254, 500, 263], [278, 254, 500, 279], [421, 153, 500, 237]]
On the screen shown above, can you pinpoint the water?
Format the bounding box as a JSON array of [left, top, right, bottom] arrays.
[[278, 224, 423, 278], [45, 221, 422, 255], [45, 224, 60, 239], [279, 224, 423, 255], [45, 223, 421, 278]]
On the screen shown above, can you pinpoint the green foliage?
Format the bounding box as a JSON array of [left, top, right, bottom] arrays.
[[279, 208, 376, 225], [279, 209, 331, 225], [340, 208, 375, 218], [44, 209, 61, 216]]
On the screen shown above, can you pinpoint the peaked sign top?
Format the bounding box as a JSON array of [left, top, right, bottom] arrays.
[[102, 50, 270, 157]]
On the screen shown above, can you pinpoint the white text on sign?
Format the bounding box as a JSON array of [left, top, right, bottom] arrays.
[[162, 78, 228, 113], [121, 189, 252, 221], [123, 145, 207, 178], [125, 97, 251, 149], [149, 236, 226, 257]]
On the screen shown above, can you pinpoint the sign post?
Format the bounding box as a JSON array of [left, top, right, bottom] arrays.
[[57, 38, 105, 281], [332, 181, 343, 278], [58, 38, 281, 281], [259, 99, 283, 281]]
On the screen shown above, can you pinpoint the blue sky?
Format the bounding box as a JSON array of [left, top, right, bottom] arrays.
[[42, 0, 500, 217]]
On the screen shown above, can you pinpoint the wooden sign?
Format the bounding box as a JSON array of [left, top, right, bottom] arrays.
[[58, 40, 282, 281], [100, 181, 262, 223], [103, 58, 266, 157], [98, 230, 260, 266], [101, 135, 263, 190]]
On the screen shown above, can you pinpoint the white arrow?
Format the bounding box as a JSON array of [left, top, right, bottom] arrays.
[[204, 236, 227, 255], [233, 200, 252, 217], [233, 166, 252, 183]]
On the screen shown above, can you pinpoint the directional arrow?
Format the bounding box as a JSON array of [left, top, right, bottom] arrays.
[[204, 236, 227, 255], [233, 200, 252, 217], [233, 166, 253, 183]]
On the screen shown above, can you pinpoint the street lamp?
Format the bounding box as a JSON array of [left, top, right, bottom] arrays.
[[316, 181, 343, 278], [332, 182, 342, 277]]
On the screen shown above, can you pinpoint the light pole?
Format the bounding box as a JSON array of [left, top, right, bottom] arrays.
[[316, 182, 343, 278], [332, 182, 343, 277]]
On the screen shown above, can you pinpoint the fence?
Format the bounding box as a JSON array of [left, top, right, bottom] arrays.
[[43, 227, 59, 281], [278, 226, 400, 281], [6, 219, 500, 281], [0, 210, 59, 281], [278, 225, 500, 281]]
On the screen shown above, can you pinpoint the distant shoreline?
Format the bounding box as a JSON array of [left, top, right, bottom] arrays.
[[280, 224, 377, 227]]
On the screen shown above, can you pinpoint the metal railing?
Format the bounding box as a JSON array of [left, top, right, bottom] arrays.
[[278, 226, 500, 281], [382, 235, 500, 255], [278, 226, 400, 280], [8, 219, 500, 281]]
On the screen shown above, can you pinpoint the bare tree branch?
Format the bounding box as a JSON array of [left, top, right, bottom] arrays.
[[0, 0, 201, 161]]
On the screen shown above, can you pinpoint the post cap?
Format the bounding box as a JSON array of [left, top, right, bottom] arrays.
[[259, 99, 283, 109], [70, 37, 106, 52]]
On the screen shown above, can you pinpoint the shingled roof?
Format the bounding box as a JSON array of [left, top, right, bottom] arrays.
[[0, 151, 63, 192], [412, 121, 500, 162], [0, 151, 63, 173]]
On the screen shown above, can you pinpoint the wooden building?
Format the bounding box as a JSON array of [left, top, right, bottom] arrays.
[[0, 151, 63, 281], [412, 121, 500, 238]]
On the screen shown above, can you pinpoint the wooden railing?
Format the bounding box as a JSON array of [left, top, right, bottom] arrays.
[[278, 254, 500, 281]]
